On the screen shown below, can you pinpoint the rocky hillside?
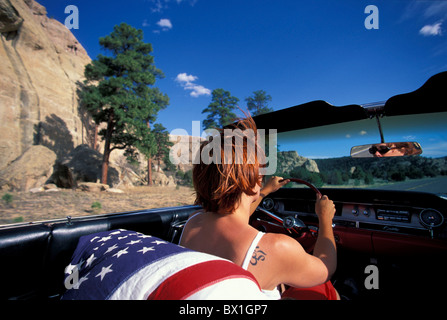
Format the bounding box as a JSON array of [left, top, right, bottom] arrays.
[[0, 0, 92, 171], [277, 151, 320, 174], [0, 0, 189, 192]]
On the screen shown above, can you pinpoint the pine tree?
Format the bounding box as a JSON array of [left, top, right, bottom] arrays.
[[152, 123, 173, 172], [202, 88, 238, 130], [245, 90, 273, 116], [80, 23, 169, 184]]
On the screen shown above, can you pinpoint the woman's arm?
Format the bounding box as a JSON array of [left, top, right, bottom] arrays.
[[272, 195, 337, 287], [312, 194, 337, 279]]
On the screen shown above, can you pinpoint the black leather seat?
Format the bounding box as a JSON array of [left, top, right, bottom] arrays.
[[0, 205, 199, 300]]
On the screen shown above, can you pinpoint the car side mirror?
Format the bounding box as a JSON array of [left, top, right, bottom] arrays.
[[351, 142, 422, 158]]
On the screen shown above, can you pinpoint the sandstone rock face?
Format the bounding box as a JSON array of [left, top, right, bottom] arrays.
[[278, 151, 320, 174], [0, 145, 56, 191], [0, 0, 92, 171], [169, 134, 205, 173], [0, 0, 23, 33], [151, 171, 176, 186], [78, 182, 109, 193]]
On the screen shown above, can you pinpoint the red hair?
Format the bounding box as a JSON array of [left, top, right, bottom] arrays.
[[193, 116, 263, 214]]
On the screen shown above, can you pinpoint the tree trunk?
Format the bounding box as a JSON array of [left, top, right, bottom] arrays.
[[101, 152, 109, 185], [147, 157, 152, 186], [147, 121, 152, 186], [101, 114, 114, 185]]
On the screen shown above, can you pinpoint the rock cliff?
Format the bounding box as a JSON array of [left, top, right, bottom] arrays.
[[0, 144, 56, 191], [0, 0, 92, 171], [277, 151, 320, 174], [0, 1, 183, 191]]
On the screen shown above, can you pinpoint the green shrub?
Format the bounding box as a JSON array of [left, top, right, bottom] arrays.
[[2, 193, 13, 205], [91, 201, 102, 213], [12, 216, 24, 223]]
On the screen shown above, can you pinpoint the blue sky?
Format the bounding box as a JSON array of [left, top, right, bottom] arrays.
[[40, 0, 447, 158]]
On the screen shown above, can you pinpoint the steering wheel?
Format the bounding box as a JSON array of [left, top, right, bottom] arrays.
[[280, 178, 322, 197], [256, 178, 322, 234]]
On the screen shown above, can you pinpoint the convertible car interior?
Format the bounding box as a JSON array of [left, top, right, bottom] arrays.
[[0, 72, 446, 300]]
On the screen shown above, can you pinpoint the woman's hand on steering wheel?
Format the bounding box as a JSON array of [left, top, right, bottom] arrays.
[[315, 194, 336, 223], [257, 177, 334, 236], [261, 176, 290, 197]]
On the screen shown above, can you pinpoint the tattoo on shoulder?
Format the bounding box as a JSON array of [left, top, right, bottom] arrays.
[[250, 246, 267, 266]]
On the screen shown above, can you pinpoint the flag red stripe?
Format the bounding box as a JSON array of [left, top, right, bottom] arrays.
[[147, 259, 260, 300]]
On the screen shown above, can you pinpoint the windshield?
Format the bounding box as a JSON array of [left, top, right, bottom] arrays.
[[275, 112, 447, 195]]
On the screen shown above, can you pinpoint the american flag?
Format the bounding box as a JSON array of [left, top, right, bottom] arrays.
[[61, 229, 268, 300]]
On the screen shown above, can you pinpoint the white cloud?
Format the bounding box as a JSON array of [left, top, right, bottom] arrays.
[[401, 2, 447, 22], [149, 0, 164, 13], [189, 85, 211, 97], [424, 2, 447, 19], [175, 73, 211, 98], [176, 73, 197, 83], [149, 0, 197, 13], [404, 135, 417, 141], [157, 18, 173, 31], [360, 130, 367, 136], [419, 22, 442, 36]]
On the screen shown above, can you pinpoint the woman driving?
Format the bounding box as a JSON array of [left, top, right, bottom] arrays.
[[179, 116, 339, 299]]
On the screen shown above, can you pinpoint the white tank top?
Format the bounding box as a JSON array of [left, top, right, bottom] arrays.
[[242, 232, 282, 300]]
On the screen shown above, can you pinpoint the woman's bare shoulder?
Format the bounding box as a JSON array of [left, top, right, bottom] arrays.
[[263, 232, 302, 246], [261, 232, 307, 259]]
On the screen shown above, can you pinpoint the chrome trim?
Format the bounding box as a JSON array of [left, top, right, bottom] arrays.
[[256, 207, 285, 225]]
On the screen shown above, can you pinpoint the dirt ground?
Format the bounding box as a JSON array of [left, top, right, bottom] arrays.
[[0, 186, 196, 226]]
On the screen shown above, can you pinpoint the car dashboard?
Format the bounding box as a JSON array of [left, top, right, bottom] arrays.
[[252, 188, 447, 256]]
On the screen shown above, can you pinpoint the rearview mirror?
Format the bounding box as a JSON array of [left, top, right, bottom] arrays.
[[351, 142, 422, 158]]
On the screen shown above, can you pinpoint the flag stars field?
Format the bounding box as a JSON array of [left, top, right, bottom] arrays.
[[95, 264, 113, 281]]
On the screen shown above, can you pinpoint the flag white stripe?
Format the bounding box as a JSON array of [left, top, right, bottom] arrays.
[[186, 278, 272, 300], [108, 251, 228, 300]]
